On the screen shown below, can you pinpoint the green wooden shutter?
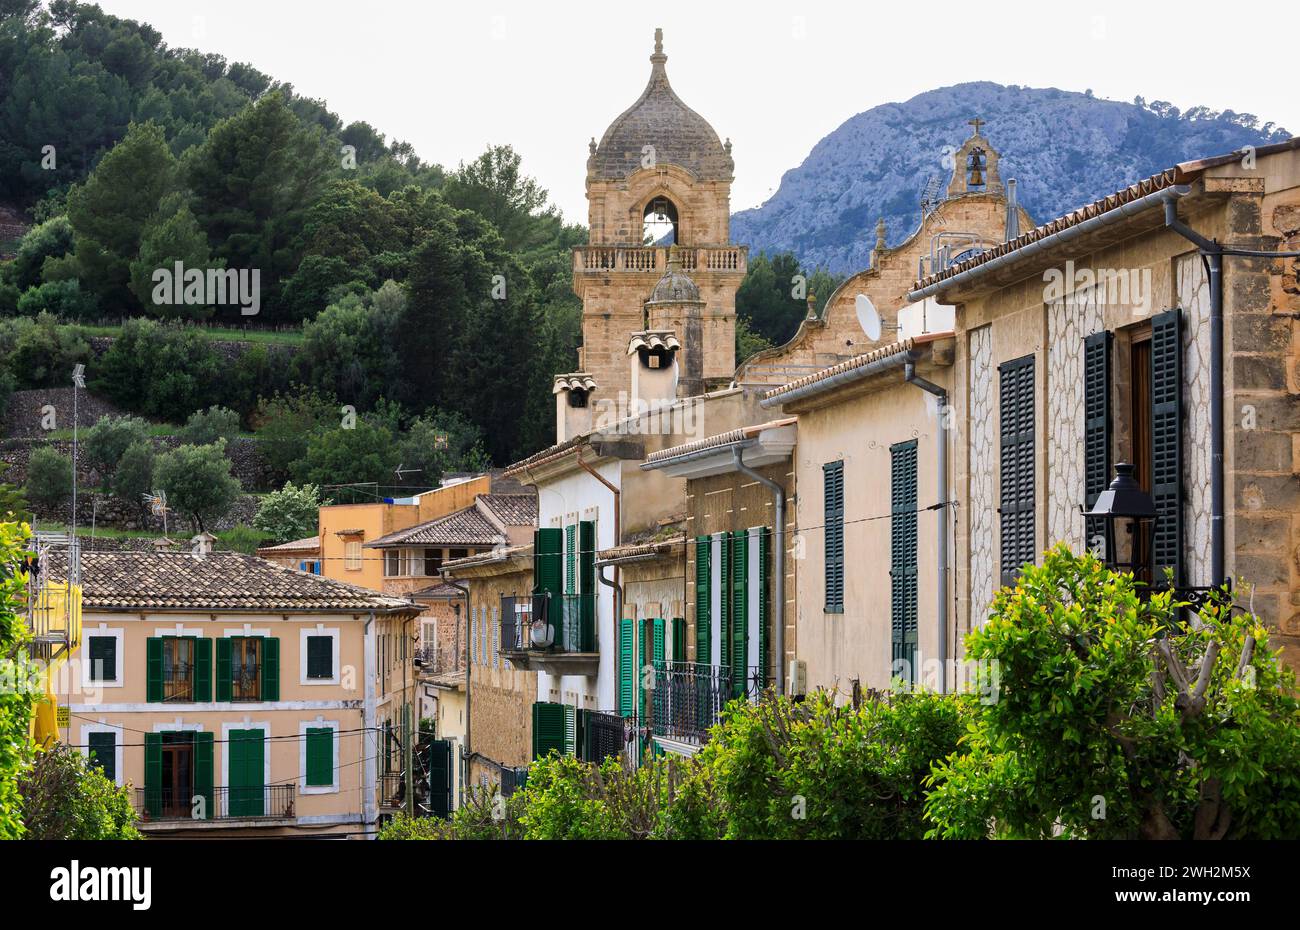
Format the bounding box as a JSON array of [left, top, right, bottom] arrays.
[[534, 528, 563, 594], [193, 638, 212, 703], [578, 520, 596, 650], [672, 617, 686, 664], [999, 354, 1036, 586], [757, 528, 770, 688], [564, 524, 576, 594], [194, 731, 214, 820], [1151, 308, 1183, 586], [719, 532, 732, 674], [652, 617, 666, 729], [636, 617, 646, 721], [261, 637, 280, 701], [1083, 330, 1113, 553], [563, 704, 577, 756], [730, 531, 748, 697], [227, 729, 263, 816], [890, 440, 919, 684], [87, 731, 115, 783], [306, 728, 333, 786], [531, 702, 567, 759], [143, 733, 162, 817], [618, 618, 635, 717], [694, 536, 710, 664], [146, 637, 163, 703], [215, 637, 232, 702], [823, 461, 844, 612]]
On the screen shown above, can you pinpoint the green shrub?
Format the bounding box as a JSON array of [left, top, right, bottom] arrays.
[[25, 446, 72, 513], [82, 414, 151, 487], [16, 279, 97, 320], [0, 521, 37, 839], [252, 482, 327, 544], [153, 440, 241, 533], [18, 743, 141, 840], [111, 440, 155, 503], [216, 524, 271, 555], [176, 405, 242, 445]]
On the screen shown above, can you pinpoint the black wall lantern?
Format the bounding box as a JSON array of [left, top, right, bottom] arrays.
[[1083, 463, 1158, 580]]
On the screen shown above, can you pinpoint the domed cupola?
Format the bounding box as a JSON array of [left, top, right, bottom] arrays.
[[589, 29, 734, 182]]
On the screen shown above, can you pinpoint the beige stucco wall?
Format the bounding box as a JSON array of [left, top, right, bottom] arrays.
[[65, 609, 376, 838], [780, 360, 952, 695]]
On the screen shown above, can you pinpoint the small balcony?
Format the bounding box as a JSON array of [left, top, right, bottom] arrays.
[[572, 245, 747, 278], [134, 785, 296, 827], [650, 662, 765, 753], [499, 593, 598, 676]]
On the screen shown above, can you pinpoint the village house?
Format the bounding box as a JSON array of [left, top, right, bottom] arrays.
[[904, 136, 1300, 668], [255, 535, 321, 574], [56, 543, 418, 838]]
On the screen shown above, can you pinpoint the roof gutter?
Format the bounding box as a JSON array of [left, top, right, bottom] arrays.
[[907, 185, 1193, 303], [642, 436, 758, 471], [760, 352, 911, 408]]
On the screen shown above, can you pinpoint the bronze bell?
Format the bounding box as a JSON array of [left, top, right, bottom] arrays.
[[967, 150, 986, 188]]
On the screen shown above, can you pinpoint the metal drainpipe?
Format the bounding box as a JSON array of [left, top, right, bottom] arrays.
[[731, 447, 785, 694], [575, 451, 621, 649], [904, 357, 948, 692], [444, 576, 470, 802]]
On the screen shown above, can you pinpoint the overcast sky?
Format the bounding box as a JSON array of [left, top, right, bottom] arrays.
[[99, 0, 1297, 224]]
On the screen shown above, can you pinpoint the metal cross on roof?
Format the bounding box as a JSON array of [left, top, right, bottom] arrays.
[[968, 117, 986, 136]]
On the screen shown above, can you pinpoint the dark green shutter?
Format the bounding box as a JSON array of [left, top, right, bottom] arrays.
[[1151, 308, 1183, 585], [306, 728, 333, 786], [618, 618, 635, 717], [730, 531, 748, 697], [88, 636, 116, 682], [578, 520, 596, 650], [999, 354, 1036, 586], [1083, 331, 1113, 552], [694, 536, 710, 663], [636, 618, 647, 721], [193, 638, 212, 702], [823, 462, 845, 612], [651, 618, 666, 729], [215, 637, 232, 702], [146, 638, 163, 703], [227, 729, 262, 816], [261, 637, 280, 701], [534, 528, 563, 594], [564, 524, 576, 594], [87, 731, 115, 783], [307, 636, 332, 679], [143, 733, 162, 817], [194, 731, 214, 819], [531, 702, 567, 759], [719, 533, 732, 673], [672, 617, 686, 664], [890, 440, 919, 684], [563, 704, 577, 756]]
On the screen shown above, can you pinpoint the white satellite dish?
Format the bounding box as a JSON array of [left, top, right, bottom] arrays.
[[855, 294, 882, 341]]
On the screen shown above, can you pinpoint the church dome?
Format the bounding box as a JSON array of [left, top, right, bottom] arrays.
[[590, 30, 733, 182], [646, 252, 703, 304]]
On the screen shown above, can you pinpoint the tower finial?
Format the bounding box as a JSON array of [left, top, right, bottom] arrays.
[[654, 27, 663, 55]]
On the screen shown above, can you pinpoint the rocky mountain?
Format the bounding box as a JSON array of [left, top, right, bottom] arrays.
[[731, 82, 1289, 274]]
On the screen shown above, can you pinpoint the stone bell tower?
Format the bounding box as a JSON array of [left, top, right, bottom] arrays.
[[566, 28, 747, 412]]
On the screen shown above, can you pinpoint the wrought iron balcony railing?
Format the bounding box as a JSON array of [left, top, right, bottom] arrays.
[[501, 593, 596, 655], [135, 785, 295, 822], [650, 662, 766, 745]]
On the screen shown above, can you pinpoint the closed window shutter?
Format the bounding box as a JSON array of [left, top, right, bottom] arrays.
[[672, 617, 686, 664], [729, 531, 748, 697], [652, 618, 666, 727], [261, 637, 280, 702], [823, 461, 844, 612], [999, 355, 1036, 585], [694, 536, 710, 663], [146, 637, 163, 703], [636, 617, 647, 720], [564, 524, 576, 594], [193, 638, 212, 702], [533, 528, 563, 594], [194, 731, 214, 820], [618, 617, 635, 717], [531, 702, 567, 759], [891, 440, 919, 684], [470, 612, 478, 667], [307, 636, 332, 679], [1151, 309, 1183, 585], [143, 732, 162, 817], [1084, 331, 1113, 551], [88, 636, 116, 682], [214, 638, 232, 702], [306, 728, 333, 786], [87, 731, 115, 783]]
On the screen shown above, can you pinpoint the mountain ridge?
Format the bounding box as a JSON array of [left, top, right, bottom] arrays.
[[731, 81, 1289, 274]]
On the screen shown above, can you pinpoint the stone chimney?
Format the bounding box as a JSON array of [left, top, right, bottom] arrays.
[[627, 331, 679, 413], [191, 531, 217, 558], [553, 373, 597, 443]]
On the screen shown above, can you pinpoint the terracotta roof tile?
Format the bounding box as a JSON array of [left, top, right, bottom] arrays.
[[47, 551, 414, 612], [477, 494, 538, 527], [364, 507, 502, 548]]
